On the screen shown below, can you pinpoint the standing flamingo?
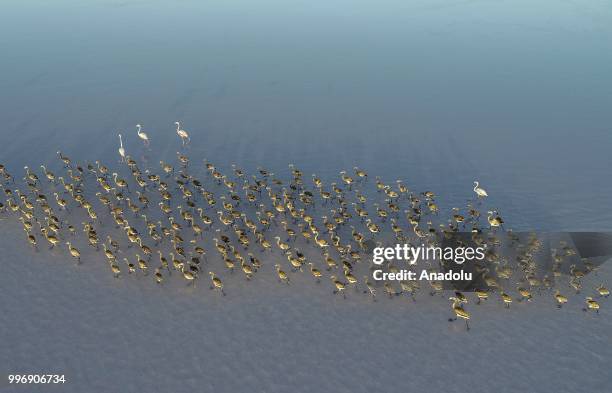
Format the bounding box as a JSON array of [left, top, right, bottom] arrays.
[[473, 181, 488, 199], [175, 121, 190, 146], [136, 124, 150, 147], [118, 134, 126, 162]]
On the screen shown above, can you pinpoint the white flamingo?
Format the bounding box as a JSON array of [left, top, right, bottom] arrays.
[[473, 181, 488, 199], [175, 121, 190, 146], [118, 134, 126, 162], [136, 124, 150, 147]]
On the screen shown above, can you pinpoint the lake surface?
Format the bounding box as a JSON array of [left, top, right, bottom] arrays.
[[1, 0, 611, 231], [1, 4, 612, 393]]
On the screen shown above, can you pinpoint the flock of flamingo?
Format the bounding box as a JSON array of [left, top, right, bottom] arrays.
[[0, 121, 608, 330]]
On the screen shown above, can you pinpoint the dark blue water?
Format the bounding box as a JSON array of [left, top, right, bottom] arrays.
[[1, 0, 611, 230]]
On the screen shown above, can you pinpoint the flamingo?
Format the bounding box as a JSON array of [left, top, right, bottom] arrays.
[[473, 181, 488, 199], [118, 134, 126, 162], [175, 121, 190, 146], [136, 124, 150, 147]]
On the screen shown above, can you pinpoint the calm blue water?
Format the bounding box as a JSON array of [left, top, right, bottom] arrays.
[[1, 0, 611, 230]]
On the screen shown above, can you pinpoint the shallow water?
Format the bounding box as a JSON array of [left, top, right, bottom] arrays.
[[2, 0, 611, 231], [1, 3, 612, 392]]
